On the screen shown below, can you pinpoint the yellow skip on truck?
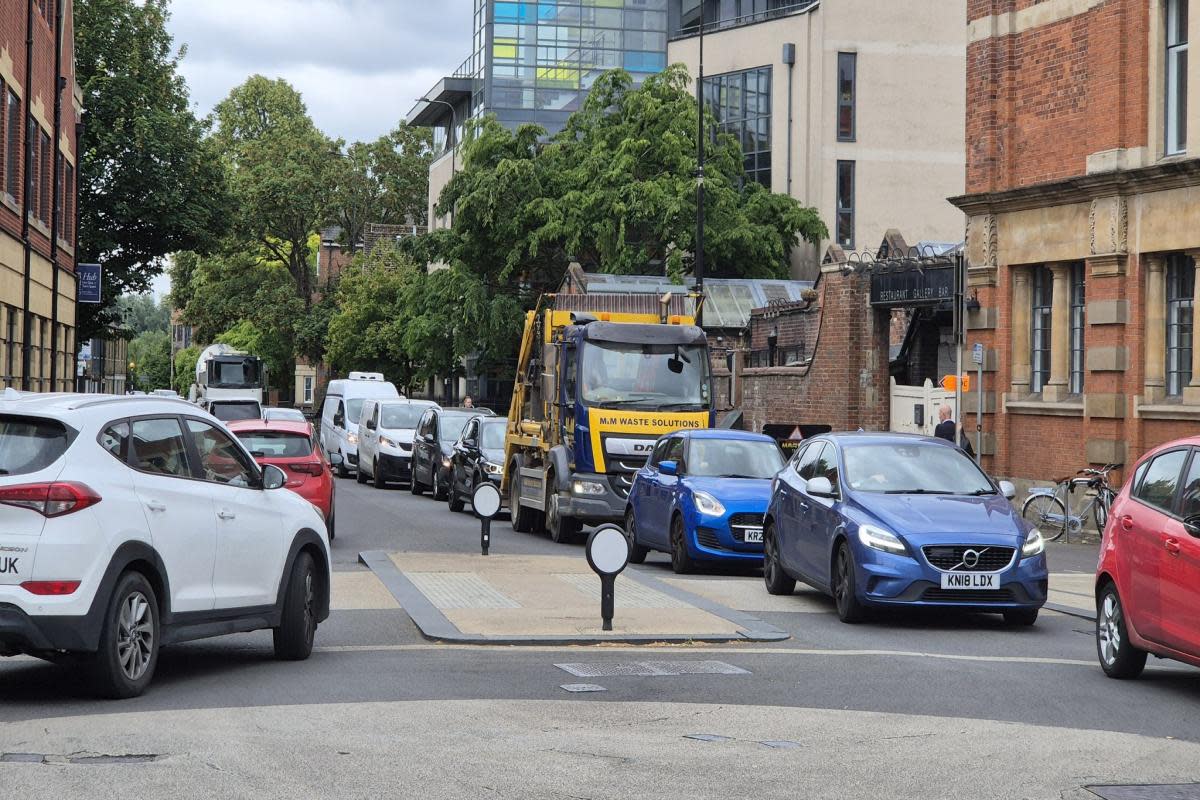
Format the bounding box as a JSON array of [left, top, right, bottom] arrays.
[[501, 292, 714, 543]]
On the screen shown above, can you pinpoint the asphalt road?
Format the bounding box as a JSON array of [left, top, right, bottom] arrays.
[[1, 475, 1196, 800]]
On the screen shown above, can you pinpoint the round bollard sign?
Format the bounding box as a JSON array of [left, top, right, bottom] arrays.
[[472, 482, 501, 518], [586, 525, 630, 576]]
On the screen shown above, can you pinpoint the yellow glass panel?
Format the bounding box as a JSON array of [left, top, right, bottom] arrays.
[[493, 38, 517, 59]]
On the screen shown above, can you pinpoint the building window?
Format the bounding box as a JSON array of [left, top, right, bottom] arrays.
[[1031, 266, 1053, 393], [303, 375, 314, 405], [1069, 263, 1085, 394], [26, 120, 36, 216], [837, 52, 856, 142], [55, 151, 63, 238], [1166, 0, 1188, 155], [5, 90, 19, 200], [836, 160, 854, 248], [64, 161, 73, 243], [39, 130, 49, 224], [703, 66, 772, 188], [1166, 253, 1195, 396]]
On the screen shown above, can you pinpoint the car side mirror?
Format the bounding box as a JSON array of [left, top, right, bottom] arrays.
[[807, 476, 836, 498], [659, 460, 678, 476], [329, 452, 344, 467], [367, 419, 376, 430], [999, 480, 1016, 500], [1185, 514, 1200, 539], [262, 464, 287, 490], [334, 415, 344, 428]]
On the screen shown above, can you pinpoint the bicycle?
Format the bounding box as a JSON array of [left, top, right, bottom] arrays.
[[1020, 464, 1120, 542]]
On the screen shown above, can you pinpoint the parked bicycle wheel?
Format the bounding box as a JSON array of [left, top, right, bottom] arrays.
[[1093, 490, 1113, 534], [1021, 493, 1067, 541]]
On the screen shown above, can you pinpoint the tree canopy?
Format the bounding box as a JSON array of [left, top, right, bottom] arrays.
[[75, 0, 228, 340]]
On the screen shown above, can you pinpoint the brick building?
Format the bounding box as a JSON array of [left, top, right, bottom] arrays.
[[949, 0, 1200, 485], [0, 0, 80, 392]]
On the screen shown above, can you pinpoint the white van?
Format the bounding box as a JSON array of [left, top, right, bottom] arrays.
[[356, 398, 437, 488], [320, 372, 401, 476]]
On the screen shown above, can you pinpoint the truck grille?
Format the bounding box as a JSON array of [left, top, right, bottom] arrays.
[[606, 457, 647, 500], [922, 546, 1015, 572]]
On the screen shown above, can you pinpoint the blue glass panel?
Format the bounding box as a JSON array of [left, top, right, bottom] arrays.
[[623, 50, 666, 73], [494, 2, 532, 23]]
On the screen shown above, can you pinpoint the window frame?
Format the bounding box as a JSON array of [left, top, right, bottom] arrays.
[[836, 160, 855, 248], [1166, 253, 1195, 396], [1030, 265, 1054, 394], [702, 65, 773, 189], [796, 441, 825, 482], [1069, 262, 1086, 394], [1166, 0, 1189, 156], [837, 52, 856, 142], [183, 417, 263, 489], [124, 415, 197, 481]]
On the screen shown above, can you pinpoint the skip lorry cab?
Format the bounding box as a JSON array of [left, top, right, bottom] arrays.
[[503, 294, 714, 543]]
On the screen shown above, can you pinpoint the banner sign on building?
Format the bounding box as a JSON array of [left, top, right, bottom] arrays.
[[869, 265, 955, 307], [77, 263, 102, 304]]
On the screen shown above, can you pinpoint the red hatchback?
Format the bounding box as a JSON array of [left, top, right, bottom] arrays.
[[1096, 436, 1200, 678], [228, 420, 338, 539]]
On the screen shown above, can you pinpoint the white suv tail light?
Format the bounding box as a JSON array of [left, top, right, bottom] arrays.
[[0, 482, 101, 517]]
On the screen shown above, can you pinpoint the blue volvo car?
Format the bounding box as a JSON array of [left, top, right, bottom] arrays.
[[764, 432, 1048, 625], [625, 430, 785, 573]]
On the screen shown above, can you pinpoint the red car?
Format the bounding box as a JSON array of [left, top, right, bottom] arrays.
[[227, 419, 339, 539], [1096, 436, 1200, 678]]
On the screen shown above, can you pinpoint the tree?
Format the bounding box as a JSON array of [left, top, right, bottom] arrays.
[[173, 344, 200, 396], [214, 76, 336, 304], [76, 0, 228, 341], [431, 66, 826, 286], [127, 330, 171, 391], [115, 293, 170, 336], [329, 123, 434, 252]]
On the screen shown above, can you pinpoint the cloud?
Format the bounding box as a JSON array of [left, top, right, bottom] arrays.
[[166, 0, 474, 142]]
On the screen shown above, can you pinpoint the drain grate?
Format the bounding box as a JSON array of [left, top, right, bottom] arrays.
[[560, 684, 607, 693], [1087, 786, 1200, 800], [555, 660, 750, 678]]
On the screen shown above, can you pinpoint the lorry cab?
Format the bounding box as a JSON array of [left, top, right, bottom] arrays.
[[505, 300, 714, 544]]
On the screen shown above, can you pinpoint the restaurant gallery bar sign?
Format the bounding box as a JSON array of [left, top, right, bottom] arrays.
[[869, 264, 955, 307], [77, 263, 101, 304]]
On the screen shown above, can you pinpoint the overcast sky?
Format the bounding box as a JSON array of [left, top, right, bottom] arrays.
[[166, 0, 475, 144]]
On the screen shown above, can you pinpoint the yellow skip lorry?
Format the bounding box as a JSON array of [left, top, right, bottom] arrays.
[[501, 293, 715, 543]]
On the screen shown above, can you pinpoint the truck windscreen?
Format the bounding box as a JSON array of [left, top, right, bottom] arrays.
[[580, 342, 710, 410], [210, 358, 261, 388]]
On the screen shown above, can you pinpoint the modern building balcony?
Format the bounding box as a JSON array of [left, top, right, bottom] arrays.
[[669, 0, 819, 41]]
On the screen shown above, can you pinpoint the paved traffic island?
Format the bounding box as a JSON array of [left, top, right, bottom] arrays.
[[359, 551, 788, 645]]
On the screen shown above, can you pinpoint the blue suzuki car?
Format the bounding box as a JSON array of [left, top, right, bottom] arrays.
[[625, 430, 785, 573], [764, 432, 1048, 625]]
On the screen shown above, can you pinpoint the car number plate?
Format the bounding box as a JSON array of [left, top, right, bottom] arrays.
[[742, 528, 764, 543], [940, 572, 998, 590]]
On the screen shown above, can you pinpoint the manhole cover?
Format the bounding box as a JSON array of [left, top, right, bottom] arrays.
[[555, 661, 749, 678], [1088, 786, 1200, 800]]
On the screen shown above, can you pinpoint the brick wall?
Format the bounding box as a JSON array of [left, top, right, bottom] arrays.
[[966, 0, 1148, 194], [738, 270, 891, 435]]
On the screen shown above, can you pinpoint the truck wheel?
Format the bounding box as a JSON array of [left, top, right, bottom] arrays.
[[509, 460, 538, 533], [547, 485, 581, 544]]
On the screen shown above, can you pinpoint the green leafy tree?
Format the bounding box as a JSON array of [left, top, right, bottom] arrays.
[[76, 0, 228, 341], [115, 293, 170, 336], [432, 66, 826, 286], [329, 123, 433, 251], [213, 76, 336, 303], [173, 344, 200, 396], [127, 330, 171, 391]]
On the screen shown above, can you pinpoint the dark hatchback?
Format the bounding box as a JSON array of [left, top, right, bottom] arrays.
[[411, 406, 495, 501]]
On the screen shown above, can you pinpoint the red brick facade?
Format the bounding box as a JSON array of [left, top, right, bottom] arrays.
[[0, 0, 80, 391], [954, 0, 1200, 488]]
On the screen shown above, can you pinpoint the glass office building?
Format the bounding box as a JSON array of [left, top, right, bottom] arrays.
[[411, 1, 669, 148]]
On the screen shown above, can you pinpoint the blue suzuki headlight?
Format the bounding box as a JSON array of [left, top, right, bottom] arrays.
[[693, 491, 726, 517]]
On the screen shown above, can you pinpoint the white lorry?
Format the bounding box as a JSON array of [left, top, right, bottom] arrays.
[[190, 343, 267, 422]]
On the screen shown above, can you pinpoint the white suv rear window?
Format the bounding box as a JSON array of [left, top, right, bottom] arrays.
[[0, 415, 72, 476]]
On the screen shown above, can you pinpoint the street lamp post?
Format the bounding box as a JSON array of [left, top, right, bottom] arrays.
[[694, 5, 706, 324]]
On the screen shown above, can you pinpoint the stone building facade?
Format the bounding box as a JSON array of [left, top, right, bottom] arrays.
[[950, 0, 1200, 485]]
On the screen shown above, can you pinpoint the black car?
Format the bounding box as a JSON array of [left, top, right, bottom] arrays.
[[411, 406, 495, 500], [447, 416, 507, 512]]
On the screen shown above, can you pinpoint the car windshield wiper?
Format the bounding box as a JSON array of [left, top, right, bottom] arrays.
[[658, 402, 703, 411], [964, 488, 998, 496], [883, 489, 954, 495], [715, 473, 765, 480]]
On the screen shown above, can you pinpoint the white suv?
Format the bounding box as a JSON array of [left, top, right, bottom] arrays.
[[0, 392, 331, 698]]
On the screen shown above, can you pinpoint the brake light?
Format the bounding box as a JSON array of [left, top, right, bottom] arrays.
[[287, 463, 324, 477], [0, 482, 101, 517], [20, 580, 80, 595]]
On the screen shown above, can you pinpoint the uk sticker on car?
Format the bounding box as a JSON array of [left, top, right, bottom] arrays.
[[940, 572, 998, 590], [743, 528, 764, 543]]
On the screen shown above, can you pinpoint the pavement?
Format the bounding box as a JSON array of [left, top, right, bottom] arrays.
[[1, 476, 1196, 800]]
